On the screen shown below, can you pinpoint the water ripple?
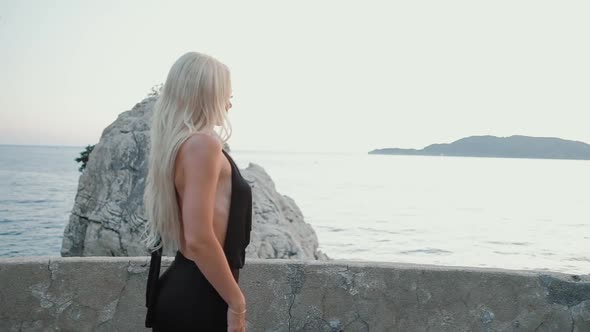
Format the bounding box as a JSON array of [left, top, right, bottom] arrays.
[[398, 248, 453, 255], [485, 240, 531, 246]]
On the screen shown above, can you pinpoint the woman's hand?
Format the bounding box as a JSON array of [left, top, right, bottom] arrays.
[[227, 307, 246, 332]]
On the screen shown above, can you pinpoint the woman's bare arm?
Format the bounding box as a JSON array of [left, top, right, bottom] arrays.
[[178, 133, 246, 311]]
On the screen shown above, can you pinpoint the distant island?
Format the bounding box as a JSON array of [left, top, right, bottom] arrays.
[[369, 135, 590, 160]]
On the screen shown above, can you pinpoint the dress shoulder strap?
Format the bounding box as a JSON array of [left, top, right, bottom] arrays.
[[145, 244, 162, 328]]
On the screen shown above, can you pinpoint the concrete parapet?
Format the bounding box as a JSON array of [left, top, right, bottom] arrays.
[[0, 256, 588, 331]]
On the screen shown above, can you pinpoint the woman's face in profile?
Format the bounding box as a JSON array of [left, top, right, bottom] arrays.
[[226, 94, 233, 112]]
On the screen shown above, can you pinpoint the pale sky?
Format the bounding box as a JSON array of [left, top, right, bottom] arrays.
[[1, 0, 589, 153]]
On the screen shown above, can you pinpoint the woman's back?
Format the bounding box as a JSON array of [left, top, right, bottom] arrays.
[[174, 132, 234, 261]]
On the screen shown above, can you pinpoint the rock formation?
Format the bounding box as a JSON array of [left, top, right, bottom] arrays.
[[61, 96, 329, 261]]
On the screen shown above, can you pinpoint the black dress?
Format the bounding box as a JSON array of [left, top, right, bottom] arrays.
[[145, 149, 253, 331]]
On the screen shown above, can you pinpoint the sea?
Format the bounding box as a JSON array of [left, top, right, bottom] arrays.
[[0, 144, 588, 275]]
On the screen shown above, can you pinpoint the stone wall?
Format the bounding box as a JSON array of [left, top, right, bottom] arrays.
[[1, 256, 589, 331]]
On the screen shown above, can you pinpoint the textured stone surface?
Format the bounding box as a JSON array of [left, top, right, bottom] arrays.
[[61, 96, 329, 261], [0, 257, 588, 331]]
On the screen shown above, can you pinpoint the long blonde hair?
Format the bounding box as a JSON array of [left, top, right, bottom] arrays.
[[140, 52, 233, 254]]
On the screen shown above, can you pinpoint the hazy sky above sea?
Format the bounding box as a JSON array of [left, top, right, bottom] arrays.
[[1, 1, 589, 153]]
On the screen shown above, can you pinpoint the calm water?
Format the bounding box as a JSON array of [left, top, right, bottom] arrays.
[[0, 145, 588, 275], [0, 145, 80, 257]]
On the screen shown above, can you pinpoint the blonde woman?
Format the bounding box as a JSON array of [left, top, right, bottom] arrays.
[[142, 52, 252, 331]]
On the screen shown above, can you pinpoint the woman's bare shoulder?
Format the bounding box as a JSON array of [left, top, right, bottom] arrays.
[[179, 130, 223, 163]]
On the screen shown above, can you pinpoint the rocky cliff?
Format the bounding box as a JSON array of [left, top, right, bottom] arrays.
[[61, 96, 329, 261]]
